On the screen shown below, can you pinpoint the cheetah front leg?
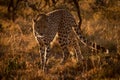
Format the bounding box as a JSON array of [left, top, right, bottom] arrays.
[[68, 31, 84, 62], [36, 37, 46, 70], [40, 43, 51, 71], [40, 45, 46, 70], [41, 37, 52, 71]]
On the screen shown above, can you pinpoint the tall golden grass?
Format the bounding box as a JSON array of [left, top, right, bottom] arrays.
[[0, 0, 120, 79]]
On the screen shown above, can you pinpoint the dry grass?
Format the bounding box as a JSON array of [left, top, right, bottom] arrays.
[[0, 0, 120, 80]]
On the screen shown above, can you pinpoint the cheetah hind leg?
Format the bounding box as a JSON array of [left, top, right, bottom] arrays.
[[58, 37, 70, 64], [59, 47, 70, 64]]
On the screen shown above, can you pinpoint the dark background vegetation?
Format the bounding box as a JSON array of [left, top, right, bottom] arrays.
[[0, 0, 120, 80]]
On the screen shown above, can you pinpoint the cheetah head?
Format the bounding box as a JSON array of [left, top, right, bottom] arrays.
[[33, 14, 48, 37]]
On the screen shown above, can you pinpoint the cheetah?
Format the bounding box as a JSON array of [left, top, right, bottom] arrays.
[[32, 9, 109, 70]]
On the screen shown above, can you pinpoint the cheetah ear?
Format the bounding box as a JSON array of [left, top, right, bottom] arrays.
[[34, 14, 47, 22]]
